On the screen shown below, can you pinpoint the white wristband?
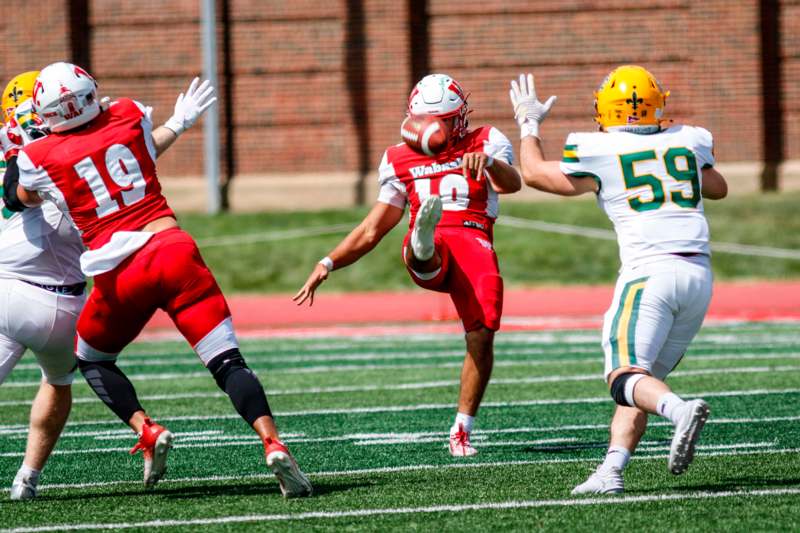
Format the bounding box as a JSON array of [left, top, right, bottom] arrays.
[[319, 256, 334, 272], [520, 121, 540, 139], [163, 117, 185, 136]]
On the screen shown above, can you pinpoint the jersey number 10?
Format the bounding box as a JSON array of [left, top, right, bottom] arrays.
[[414, 174, 470, 211], [74, 144, 147, 218], [620, 147, 700, 212]]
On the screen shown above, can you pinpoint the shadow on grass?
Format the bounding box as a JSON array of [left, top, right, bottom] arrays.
[[164, 479, 372, 500], [673, 477, 800, 493], [8, 479, 372, 504]]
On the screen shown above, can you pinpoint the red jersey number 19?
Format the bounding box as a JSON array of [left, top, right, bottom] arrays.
[[74, 144, 147, 218]]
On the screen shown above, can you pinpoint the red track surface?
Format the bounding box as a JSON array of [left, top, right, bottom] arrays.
[[143, 280, 800, 336]]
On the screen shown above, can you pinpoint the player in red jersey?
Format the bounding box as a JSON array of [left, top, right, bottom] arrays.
[[295, 74, 521, 456], [15, 62, 311, 497]]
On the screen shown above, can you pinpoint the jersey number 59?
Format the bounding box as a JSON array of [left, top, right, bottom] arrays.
[[620, 147, 700, 212]]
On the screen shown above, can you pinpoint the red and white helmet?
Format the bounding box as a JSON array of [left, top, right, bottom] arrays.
[[32, 62, 100, 133], [407, 74, 469, 140]]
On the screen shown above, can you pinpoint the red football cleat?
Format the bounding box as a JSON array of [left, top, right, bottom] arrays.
[[264, 437, 313, 498], [130, 417, 173, 488], [449, 423, 478, 457]]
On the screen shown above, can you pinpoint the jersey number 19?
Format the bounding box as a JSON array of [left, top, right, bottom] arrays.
[[74, 144, 147, 218]]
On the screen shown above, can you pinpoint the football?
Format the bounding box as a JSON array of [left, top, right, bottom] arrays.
[[400, 114, 449, 156]]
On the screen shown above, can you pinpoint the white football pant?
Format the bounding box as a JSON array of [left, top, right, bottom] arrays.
[[602, 255, 713, 380], [0, 278, 85, 386]]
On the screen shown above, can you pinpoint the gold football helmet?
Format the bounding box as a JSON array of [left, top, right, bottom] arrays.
[[594, 65, 669, 130], [2, 70, 40, 123]]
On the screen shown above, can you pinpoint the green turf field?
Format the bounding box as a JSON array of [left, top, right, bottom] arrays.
[[1, 321, 799, 531], [176, 192, 800, 294]]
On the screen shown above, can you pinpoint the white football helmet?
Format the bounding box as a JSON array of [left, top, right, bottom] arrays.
[[32, 62, 100, 133], [407, 74, 469, 140]]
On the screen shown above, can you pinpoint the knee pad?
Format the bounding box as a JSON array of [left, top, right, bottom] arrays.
[[609, 372, 646, 407], [207, 349, 271, 424], [207, 349, 249, 389]]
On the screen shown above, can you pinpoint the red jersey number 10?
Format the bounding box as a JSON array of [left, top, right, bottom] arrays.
[[74, 144, 147, 218]]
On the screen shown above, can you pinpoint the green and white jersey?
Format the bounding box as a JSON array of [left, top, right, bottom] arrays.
[[559, 125, 715, 268]]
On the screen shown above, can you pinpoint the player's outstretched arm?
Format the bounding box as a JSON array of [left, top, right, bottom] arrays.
[[293, 202, 405, 306], [701, 167, 728, 200], [509, 73, 594, 196], [519, 136, 597, 196], [154, 77, 217, 156]]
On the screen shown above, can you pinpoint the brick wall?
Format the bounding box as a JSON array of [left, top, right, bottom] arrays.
[[0, 1, 795, 198]]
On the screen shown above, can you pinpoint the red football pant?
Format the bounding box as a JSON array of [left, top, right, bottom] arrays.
[[404, 226, 503, 332], [77, 228, 231, 356]]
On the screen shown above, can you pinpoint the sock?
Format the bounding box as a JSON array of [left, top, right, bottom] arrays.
[[452, 412, 475, 434], [599, 445, 631, 472], [15, 464, 41, 486], [657, 392, 686, 424]]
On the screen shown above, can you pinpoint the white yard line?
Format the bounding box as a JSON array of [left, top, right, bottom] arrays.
[[2, 387, 799, 431], [11, 346, 799, 374], [4, 357, 800, 393], [5, 486, 800, 532], [6, 414, 798, 443], [498, 216, 800, 260], [1, 447, 799, 497]]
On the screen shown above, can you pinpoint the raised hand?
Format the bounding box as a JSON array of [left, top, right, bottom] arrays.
[[509, 73, 557, 139], [164, 77, 217, 136]]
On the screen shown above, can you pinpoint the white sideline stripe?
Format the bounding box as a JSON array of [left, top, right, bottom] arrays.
[[194, 223, 356, 248], [5, 358, 800, 394], [498, 215, 800, 260], [2, 447, 799, 497], [6, 486, 800, 532], [2, 387, 799, 431]]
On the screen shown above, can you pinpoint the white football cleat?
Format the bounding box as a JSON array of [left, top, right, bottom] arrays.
[[265, 438, 313, 498], [129, 418, 174, 489], [449, 424, 478, 457], [669, 399, 710, 475], [411, 195, 442, 261], [9, 476, 37, 501], [571, 466, 624, 495]]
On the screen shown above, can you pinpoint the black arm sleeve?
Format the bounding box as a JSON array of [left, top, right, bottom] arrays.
[[3, 156, 28, 213]]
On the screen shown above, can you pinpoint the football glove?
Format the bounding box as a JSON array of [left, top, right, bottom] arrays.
[[509, 73, 557, 139], [164, 77, 217, 136]]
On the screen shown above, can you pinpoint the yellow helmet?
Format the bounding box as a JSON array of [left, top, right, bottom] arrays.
[[594, 65, 669, 131], [2, 70, 40, 123]]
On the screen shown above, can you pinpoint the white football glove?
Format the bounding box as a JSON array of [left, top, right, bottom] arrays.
[[509, 73, 557, 139], [164, 77, 217, 136]]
